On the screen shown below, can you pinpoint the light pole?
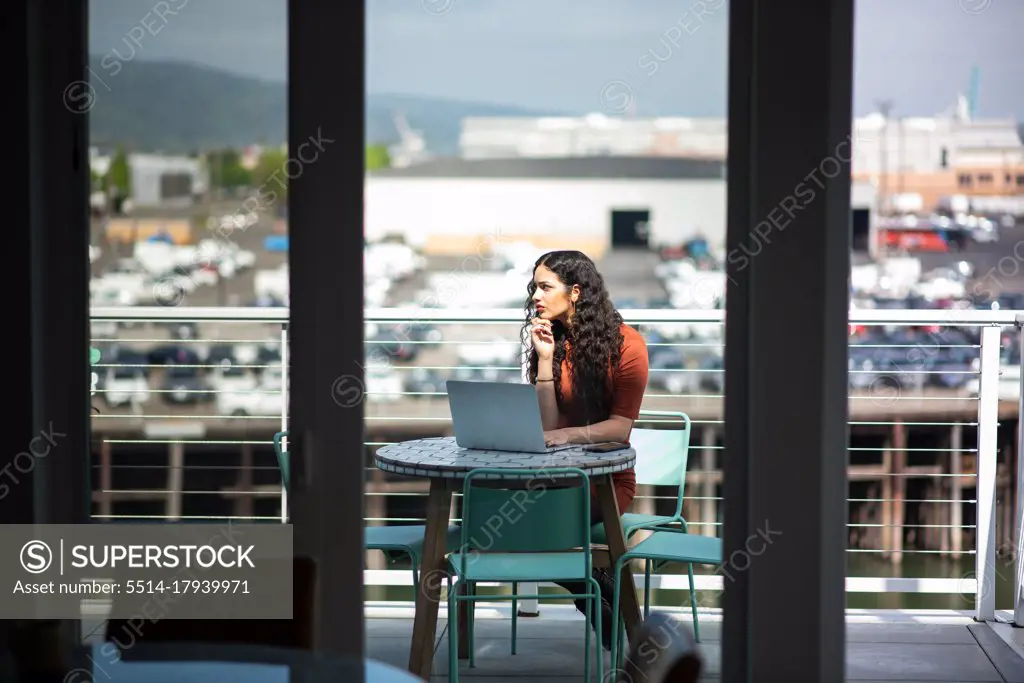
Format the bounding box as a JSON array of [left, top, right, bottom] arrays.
[[877, 99, 893, 216], [876, 99, 894, 260]]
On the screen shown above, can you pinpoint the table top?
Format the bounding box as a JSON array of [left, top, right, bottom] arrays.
[[374, 436, 635, 479]]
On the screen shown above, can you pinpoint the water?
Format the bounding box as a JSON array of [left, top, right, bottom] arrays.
[[843, 552, 1017, 610], [364, 552, 1021, 611]]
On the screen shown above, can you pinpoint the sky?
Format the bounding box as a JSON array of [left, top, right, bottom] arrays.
[[88, 0, 1024, 119]]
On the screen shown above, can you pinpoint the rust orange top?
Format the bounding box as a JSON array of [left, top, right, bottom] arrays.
[[556, 322, 649, 513]]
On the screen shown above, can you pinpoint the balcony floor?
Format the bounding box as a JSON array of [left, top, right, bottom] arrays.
[[82, 603, 1024, 681], [361, 603, 1024, 682]]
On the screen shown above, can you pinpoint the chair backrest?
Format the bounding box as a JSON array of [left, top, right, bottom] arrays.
[[273, 430, 290, 493], [457, 468, 592, 573], [630, 411, 691, 487], [617, 611, 702, 683], [629, 411, 691, 521]]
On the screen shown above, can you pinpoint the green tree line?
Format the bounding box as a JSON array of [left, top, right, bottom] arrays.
[[92, 143, 392, 204]]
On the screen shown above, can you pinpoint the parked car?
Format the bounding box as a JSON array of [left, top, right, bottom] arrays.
[[161, 364, 213, 404], [365, 362, 403, 402], [928, 346, 978, 390], [404, 322, 443, 350], [204, 345, 258, 394], [259, 363, 284, 391], [403, 368, 447, 399], [209, 361, 257, 395], [368, 329, 419, 363], [217, 385, 283, 416], [648, 349, 691, 395], [697, 356, 724, 393], [457, 338, 519, 367], [149, 345, 201, 367], [102, 365, 150, 408]]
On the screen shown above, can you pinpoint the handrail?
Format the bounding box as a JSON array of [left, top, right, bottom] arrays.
[[85, 303, 1017, 615], [91, 306, 1023, 326], [91, 306, 288, 323]]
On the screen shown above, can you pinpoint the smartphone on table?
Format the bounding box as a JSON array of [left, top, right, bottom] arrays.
[[582, 442, 630, 453]]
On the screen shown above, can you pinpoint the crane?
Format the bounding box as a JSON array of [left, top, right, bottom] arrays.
[[390, 112, 427, 168]]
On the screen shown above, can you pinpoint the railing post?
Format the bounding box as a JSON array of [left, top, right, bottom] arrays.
[[976, 324, 1001, 622], [1014, 314, 1024, 626], [281, 321, 289, 523]]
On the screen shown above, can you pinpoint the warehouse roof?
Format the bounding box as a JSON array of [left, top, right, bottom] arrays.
[[369, 156, 726, 180]]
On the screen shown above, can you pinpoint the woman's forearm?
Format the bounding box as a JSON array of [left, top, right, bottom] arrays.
[[535, 358, 560, 430], [563, 419, 630, 445]]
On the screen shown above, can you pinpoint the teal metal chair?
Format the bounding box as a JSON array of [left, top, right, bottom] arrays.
[[498, 409, 697, 655], [590, 410, 693, 542], [586, 410, 722, 664], [609, 529, 722, 671], [272, 430, 461, 586], [446, 467, 605, 683], [590, 410, 699, 624]]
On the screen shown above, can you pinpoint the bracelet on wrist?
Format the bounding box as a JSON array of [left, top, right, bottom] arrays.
[[536, 378, 554, 383]]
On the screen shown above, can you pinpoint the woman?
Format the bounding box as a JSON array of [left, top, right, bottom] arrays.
[[520, 249, 649, 650]]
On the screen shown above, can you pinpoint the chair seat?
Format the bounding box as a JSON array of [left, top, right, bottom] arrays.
[[623, 531, 723, 565], [365, 524, 462, 553], [448, 551, 589, 582], [590, 513, 679, 544]]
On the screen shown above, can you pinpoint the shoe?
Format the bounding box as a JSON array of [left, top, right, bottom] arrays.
[[594, 567, 618, 602], [573, 569, 617, 651], [559, 571, 617, 651], [381, 549, 409, 565]]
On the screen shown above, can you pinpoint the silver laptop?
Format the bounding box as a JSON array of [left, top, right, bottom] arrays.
[[446, 380, 575, 453]]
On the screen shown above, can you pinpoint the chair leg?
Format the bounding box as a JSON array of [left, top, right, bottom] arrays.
[[687, 562, 700, 643], [511, 581, 518, 655], [467, 581, 476, 668], [617, 621, 626, 671], [643, 559, 652, 618], [586, 576, 605, 683], [582, 580, 591, 681], [448, 578, 460, 683], [609, 560, 619, 675]]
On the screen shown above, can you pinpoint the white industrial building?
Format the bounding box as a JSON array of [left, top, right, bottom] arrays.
[[459, 114, 728, 160], [458, 98, 1023, 177], [366, 156, 877, 257], [854, 102, 1023, 175], [127, 153, 206, 208]]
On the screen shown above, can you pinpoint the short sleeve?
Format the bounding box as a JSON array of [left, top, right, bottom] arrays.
[[609, 331, 649, 420]]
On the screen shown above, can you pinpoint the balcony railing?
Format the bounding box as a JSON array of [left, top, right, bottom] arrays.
[[89, 305, 1024, 622]]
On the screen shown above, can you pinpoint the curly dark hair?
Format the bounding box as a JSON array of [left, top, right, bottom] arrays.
[[520, 250, 624, 426]]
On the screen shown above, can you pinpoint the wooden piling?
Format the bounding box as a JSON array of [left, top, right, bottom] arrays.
[[166, 441, 184, 521], [97, 439, 112, 519], [701, 426, 717, 538], [950, 423, 963, 559], [891, 420, 907, 565], [235, 442, 254, 519]]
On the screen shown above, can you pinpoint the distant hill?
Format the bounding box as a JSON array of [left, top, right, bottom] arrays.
[[85, 58, 562, 154], [87, 57, 285, 152]]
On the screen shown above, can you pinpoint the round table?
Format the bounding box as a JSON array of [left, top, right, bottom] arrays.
[[374, 435, 636, 479], [373, 436, 643, 680]]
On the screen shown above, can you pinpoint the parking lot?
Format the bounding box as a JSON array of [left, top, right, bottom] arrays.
[[88, 202, 1024, 432]]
